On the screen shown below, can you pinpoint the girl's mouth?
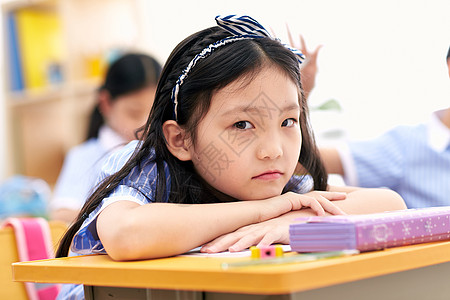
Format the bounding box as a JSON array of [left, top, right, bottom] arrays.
[[252, 171, 283, 180]]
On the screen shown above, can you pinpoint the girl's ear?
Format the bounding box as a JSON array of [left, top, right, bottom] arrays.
[[162, 120, 192, 161], [98, 90, 113, 117]]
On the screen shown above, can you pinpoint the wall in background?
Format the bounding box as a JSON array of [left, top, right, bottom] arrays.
[[0, 7, 5, 180], [144, 0, 450, 143], [1, 0, 449, 181]]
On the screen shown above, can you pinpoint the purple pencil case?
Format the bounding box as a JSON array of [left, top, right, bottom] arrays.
[[289, 206, 450, 252]]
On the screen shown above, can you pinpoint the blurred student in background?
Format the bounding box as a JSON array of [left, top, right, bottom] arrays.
[[319, 46, 450, 208], [51, 53, 162, 223]]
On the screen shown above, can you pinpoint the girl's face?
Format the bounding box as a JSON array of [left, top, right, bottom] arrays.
[[105, 86, 157, 142], [188, 65, 302, 200]]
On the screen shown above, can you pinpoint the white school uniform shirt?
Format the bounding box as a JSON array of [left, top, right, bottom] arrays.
[[51, 125, 126, 211], [338, 110, 450, 208]]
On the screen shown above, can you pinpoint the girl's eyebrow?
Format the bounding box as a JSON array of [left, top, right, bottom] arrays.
[[220, 103, 300, 116]]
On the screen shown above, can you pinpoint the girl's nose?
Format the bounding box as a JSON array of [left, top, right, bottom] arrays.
[[256, 137, 283, 160]]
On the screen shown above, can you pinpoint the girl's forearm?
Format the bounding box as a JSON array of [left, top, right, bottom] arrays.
[[97, 199, 289, 260], [97, 190, 354, 260], [267, 188, 407, 235], [329, 187, 406, 214], [275, 188, 406, 222]]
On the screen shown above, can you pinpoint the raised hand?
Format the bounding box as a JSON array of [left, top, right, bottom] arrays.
[[286, 25, 323, 100]]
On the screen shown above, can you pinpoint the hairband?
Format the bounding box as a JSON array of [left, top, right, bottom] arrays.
[[171, 14, 305, 121]]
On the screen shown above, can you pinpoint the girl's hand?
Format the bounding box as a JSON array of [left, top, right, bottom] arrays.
[[201, 215, 292, 253], [202, 191, 347, 253], [260, 191, 346, 222]]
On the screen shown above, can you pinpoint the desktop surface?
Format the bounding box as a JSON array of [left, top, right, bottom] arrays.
[[12, 241, 450, 295]]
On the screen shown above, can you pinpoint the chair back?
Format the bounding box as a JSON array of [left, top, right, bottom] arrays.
[[0, 219, 67, 300]]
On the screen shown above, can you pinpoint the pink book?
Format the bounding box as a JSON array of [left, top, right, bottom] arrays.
[[289, 206, 450, 252]]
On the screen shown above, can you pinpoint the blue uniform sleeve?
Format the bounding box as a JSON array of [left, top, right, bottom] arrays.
[[70, 141, 171, 255], [347, 126, 411, 189]]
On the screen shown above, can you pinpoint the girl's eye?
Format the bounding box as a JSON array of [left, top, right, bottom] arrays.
[[233, 121, 254, 130], [282, 118, 297, 127]]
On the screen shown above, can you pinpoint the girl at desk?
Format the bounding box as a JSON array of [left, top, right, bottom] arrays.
[[57, 14, 406, 269], [50, 53, 162, 223]]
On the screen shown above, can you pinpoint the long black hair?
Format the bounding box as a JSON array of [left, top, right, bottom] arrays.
[[86, 53, 162, 140], [56, 26, 327, 257]]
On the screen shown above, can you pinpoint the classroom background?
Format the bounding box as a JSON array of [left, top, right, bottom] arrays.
[[0, 0, 449, 186]]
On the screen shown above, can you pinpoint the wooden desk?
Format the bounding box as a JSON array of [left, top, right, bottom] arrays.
[[12, 241, 450, 300]]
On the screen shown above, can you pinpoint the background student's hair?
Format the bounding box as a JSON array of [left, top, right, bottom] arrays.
[[57, 26, 327, 257], [87, 53, 162, 140]]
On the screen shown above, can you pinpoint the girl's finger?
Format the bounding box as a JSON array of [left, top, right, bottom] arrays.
[[299, 196, 326, 216], [228, 233, 263, 252], [269, 26, 277, 38], [286, 24, 295, 48], [299, 34, 307, 53], [311, 44, 323, 58], [201, 233, 241, 253], [256, 228, 285, 248], [316, 195, 346, 215], [314, 191, 347, 201]]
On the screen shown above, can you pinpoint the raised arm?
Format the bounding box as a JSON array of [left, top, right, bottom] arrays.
[[286, 26, 322, 100], [319, 147, 345, 175]]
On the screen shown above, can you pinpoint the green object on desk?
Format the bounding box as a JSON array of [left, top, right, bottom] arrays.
[[221, 249, 359, 269]]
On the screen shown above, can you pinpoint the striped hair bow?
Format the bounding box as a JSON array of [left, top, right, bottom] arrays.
[[216, 15, 305, 63], [171, 14, 305, 121]]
